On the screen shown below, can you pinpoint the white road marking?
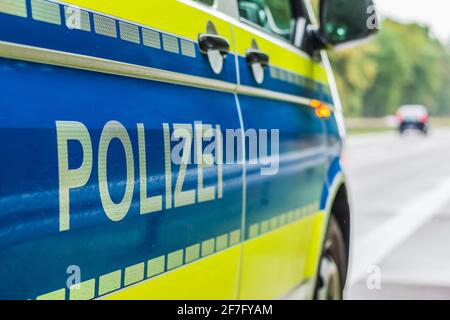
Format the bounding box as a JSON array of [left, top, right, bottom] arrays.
[[349, 176, 450, 285]]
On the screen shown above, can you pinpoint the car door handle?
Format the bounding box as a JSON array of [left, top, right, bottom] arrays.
[[198, 34, 230, 56], [246, 49, 270, 67]]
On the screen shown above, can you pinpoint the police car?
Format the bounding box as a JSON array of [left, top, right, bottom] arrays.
[[0, 0, 377, 300]]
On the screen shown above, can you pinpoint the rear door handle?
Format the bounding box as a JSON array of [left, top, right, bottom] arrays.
[[246, 49, 270, 67], [198, 34, 230, 56]]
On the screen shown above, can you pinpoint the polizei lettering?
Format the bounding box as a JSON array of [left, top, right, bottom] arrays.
[[56, 121, 224, 232]]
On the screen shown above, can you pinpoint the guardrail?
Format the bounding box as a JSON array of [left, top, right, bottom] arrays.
[[345, 117, 450, 134]]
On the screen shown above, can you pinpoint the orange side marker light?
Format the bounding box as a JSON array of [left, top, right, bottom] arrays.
[[310, 99, 322, 109], [310, 100, 331, 119]]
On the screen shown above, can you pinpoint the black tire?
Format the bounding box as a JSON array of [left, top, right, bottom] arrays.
[[314, 216, 347, 300]]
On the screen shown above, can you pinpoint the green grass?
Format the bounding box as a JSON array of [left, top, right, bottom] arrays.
[[345, 117, 450, 135], [347, 127, 395, 135], [431, 118, 450, 128]]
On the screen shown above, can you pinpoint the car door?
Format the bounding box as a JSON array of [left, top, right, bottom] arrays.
[[229, 0, 333, 299], [0, 0, 244, 299]]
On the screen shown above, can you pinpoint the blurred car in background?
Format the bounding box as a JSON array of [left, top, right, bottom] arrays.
[[396, 105, 429, 135]]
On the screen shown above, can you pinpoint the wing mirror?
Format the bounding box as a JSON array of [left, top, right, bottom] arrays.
[[309, 0, 379, 51]]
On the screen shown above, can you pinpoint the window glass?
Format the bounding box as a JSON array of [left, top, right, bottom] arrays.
[[238, 0, 295, 40]]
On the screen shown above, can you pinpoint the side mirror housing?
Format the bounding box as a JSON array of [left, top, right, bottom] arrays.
[[310, 0, 379, 50]]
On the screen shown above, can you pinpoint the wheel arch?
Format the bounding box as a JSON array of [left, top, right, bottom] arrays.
[[329, 183, 351, 286]]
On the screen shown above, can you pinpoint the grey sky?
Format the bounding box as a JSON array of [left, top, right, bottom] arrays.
[[375, 0, 450, 42]]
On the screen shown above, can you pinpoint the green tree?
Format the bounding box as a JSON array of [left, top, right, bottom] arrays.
[[362, 25, 410, 116], [436, 50, 450, 115], [329, 19, 450, 117]]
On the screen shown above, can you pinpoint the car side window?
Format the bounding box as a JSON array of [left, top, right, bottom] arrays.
[[238, 0, 295, 40]]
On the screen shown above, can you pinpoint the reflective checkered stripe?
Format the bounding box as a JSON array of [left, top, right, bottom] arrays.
[[0, 0, 27, 17], [34, 201, 320, 300], [0, 0, 199, 58], [36, 228, 243, 300]]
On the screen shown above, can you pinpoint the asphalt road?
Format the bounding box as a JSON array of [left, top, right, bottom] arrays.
[[344, 128, 450, 299]]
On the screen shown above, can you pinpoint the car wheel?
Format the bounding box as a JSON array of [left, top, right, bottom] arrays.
[[314, 216, 347, 300]]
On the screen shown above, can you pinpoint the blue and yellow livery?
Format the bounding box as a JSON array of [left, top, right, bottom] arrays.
[[0, 0, 377, 300]]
